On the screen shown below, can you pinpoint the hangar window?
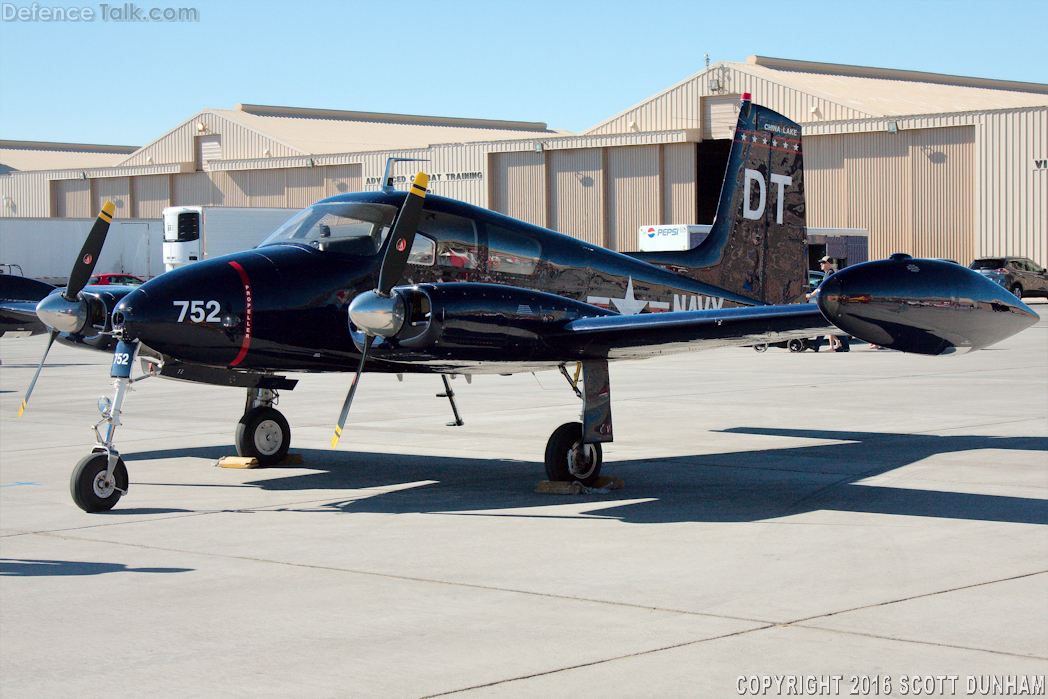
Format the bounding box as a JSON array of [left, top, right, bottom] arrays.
[[259, 202, 397, 256], [487, 224, 541, 276]]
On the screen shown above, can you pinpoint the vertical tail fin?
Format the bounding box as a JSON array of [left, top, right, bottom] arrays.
[[631, 95, 808, 305]]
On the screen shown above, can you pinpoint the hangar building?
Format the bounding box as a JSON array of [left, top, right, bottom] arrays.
[[2, 56, 1045, 266]]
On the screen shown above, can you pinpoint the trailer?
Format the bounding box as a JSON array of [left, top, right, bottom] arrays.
[[0, 217, 163, 285], [163, 206, 298, 272]]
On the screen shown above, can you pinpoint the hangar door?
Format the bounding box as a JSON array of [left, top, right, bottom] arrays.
[[806, 126, 975, 263], [489, 151, 545, 227]]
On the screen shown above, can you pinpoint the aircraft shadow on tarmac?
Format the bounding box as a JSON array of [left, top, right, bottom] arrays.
[[122, 428, 1048, 527], [0, 558, 193, 577]]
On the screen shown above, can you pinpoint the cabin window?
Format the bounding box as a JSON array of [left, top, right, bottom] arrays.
[[418, 211, 479, 270], [486, 224, 541, 276]]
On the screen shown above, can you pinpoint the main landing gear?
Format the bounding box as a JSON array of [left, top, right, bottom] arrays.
[[235, 387, 291, 465], [544, 360, 612, 487]]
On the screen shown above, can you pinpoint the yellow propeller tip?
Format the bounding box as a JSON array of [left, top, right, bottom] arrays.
[[412, 172, 429, 192], [101, 201, 115, 215]]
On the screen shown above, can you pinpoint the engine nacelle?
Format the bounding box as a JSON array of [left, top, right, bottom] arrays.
[[355, 283, 614, 363]]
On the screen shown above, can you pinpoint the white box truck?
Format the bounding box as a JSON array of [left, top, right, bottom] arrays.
[[163, 206, 298, 271]]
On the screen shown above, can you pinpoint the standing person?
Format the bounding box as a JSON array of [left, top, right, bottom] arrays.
[[806, 256, 849, 351]]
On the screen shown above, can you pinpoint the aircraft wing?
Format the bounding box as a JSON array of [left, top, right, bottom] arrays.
[[554, 303, 834, 360], [0, 300, 42, 323]]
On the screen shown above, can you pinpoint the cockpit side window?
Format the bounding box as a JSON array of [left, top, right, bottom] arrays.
[[417, 211, 479, 272], [259, 202, 398, 256], [408, 234, 436, 266]]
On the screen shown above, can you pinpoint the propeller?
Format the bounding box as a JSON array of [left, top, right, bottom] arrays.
[[332, 172, 428, 447], [19, 201, 114, 416]]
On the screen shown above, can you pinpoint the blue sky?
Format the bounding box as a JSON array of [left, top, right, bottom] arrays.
[[1, 0, 1046, 146]]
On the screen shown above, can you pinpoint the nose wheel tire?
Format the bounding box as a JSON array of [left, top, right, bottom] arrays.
[[236, 406, 291, 466], [544, 422, 602, 487], [70, 453, 128, 513]]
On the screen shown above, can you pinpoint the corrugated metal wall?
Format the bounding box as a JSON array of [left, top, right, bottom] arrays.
[[911, 127, 975, 262], [92, 177, 132, 219], [976, 108, 1047, 265], [701, 96, 741, 139], [662, 143, 697, 228], [324, 164, 362, 197], [119, 111, 303, 169], [489, 151, 546, 227], [549, 148, 604, 245], [607, 145, 660, 252], [172, 173, 215, 207], [0, 171, 50, 217], [490, 143, 696, 251], [806, 126, 975, 262], [51, 179, 90, 218], [132, 175, 170, 218], [587, 64, 872, 136]]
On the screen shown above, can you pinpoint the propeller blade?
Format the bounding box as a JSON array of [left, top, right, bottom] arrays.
[[64, 201, 115, 300], [331, 334, 375, 448], [377, 173, 428, 295], [18, 329, 59, 417]]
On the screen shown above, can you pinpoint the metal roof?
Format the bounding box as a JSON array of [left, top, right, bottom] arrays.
[[0, 140, 138, 174], [197, 104, 570, 156], [743, 56, 1048, 117], [584, 56, 1048, 134]]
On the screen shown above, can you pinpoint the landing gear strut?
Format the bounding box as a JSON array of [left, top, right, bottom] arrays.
[[71, 340, 156, 512], [545, 360, 612, 487], [235, 387, 290, 465]]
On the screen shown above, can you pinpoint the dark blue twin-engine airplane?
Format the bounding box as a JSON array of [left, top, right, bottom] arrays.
[[7, 96, 1038, 512]]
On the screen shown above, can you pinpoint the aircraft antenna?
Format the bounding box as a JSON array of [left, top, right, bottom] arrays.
[[381, 157, 429, 193]]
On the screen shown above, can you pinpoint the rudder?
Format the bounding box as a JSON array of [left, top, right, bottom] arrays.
[[631, 95, 807, 305]]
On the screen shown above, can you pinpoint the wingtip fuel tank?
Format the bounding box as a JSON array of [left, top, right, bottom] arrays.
[[817, 255, 1039, 355]]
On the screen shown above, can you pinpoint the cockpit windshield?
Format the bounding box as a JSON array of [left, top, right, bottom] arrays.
[[258, 202, 398, 256]]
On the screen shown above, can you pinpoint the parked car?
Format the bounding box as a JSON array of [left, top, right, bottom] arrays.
[[969, 257, 1048, 299], [807, 269, 825, 293], [87, 274, 145, 286]]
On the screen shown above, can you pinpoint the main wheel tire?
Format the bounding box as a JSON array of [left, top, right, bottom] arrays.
[[70, 453, 128, 513], [788, 338, 805, 353], [544, 422, 602, 487], [1011, 284, 1023, 299], [236, 407, 291, 466]]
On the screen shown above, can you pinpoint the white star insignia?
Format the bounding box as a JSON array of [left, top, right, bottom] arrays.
[[610, 277, 649, 315]]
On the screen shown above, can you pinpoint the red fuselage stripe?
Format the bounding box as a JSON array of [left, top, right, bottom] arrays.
[[228, 260, 252, 367]]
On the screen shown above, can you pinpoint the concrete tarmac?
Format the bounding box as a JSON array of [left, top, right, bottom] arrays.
[[2, 303, 1046, 698]]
